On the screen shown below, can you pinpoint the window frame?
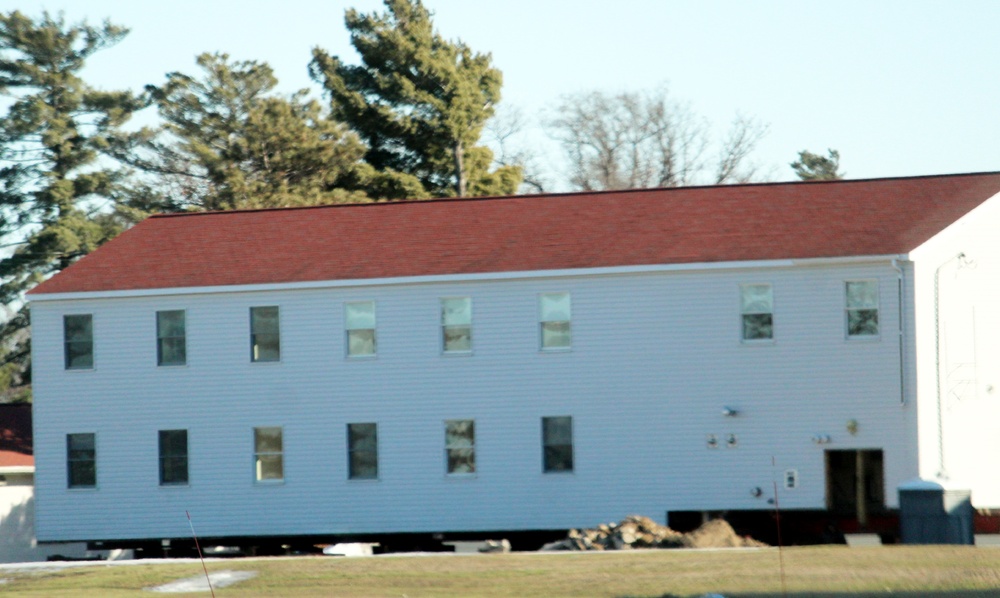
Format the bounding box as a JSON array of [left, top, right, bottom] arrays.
[[845, 280, 880, 339], [444, 419, 476, 475], [158, 429, 189, 486], [66, 432, 96, 489], [539, 293, 572, 351], [156, 310, 187, 367], [441, 297, 473, 355], [253, 426, 284, 483], [541, 416, 574, 474], [345, 301, 377, 359], [63, 314, 94, 370], [739, 283, 774, 343], [347, 423, 379, 480], [250, 306, 281, 363]]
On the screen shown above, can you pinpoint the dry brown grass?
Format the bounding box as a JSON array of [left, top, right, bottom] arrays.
[[1, 546, 999, 597]]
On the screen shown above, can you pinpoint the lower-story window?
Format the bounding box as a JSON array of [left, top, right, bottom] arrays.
[[67, 433, 96, 488], [159, 429, 189, 485], [254, 427, 283, 482], [542, 416, 574, 473], [445, 419, 475, 474], [347, 423, 378, 479]]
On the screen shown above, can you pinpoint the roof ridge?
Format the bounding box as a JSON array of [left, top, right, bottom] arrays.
[[147, 171, 1000, 220]]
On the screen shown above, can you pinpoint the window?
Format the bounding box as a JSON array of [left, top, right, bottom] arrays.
[[345, 302, 376, 357], [445, 419, 475, 474], [250, 306, 280, 362], [64, 314, 93, 370], [540, 293, 571, 350], [157, 310, 186, 366], [159, 430, 188, 485], [542, 416, 573, 473], [67, 433, 96, 488], [846, 280, 879, 337], [441, 298, 472, 353], [253, 427, 283, 482], [347, 423, 378, 479], [740, 284, 773, 341]]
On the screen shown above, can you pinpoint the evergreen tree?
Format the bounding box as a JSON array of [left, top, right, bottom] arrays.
[[791, 149, 843, 181], [0, 11, 142, 399], [310, 0, 521, 198], [116, 52, 423, 214]]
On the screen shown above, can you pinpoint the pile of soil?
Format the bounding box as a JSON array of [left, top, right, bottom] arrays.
[[540, 515, 766, 551]]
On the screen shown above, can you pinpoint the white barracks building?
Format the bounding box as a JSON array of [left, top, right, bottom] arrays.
[[26, 172, 1000, 550]]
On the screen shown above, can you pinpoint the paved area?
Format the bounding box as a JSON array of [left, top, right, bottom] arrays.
[[146, 569, 257, 593]]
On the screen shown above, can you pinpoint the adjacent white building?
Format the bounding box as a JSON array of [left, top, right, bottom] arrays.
[[0, 404, 99, 562], [26, 173, 1000, 547]]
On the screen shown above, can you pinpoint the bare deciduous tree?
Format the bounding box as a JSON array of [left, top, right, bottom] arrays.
[[484, 105, 548, 193], [714, 113, 769, 184], [548, 88, 768, 191]]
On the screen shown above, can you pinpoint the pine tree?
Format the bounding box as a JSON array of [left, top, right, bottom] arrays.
[[116, 52, 424, 215], [791, 149, 843, 181], [310, 0, 521, 198], [0, 11, 142, 400]]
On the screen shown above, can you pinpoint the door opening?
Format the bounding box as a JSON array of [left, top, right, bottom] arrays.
[[825, 449, 885, 528]]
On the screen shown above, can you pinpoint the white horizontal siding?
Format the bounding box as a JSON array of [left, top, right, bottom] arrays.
[[910, 191, 1000, 507], [31, 262, 914, 541]]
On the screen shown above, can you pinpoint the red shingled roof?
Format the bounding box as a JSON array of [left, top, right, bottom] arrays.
[[28, 173, 1000, 295]]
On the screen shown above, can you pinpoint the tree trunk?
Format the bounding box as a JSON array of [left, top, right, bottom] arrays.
[[453, 139, 466, 197]]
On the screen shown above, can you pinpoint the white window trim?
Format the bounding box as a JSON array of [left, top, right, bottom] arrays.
[[739, 283, 775, 345], [541, 416, 574, 474], [253, 426, 285, 485], [844, 279, 881, 341], [64, 313, 96, 372], [156, 309, 187, 368], [66, 432, 98, 490], [539, 292, 572, 352], [444, 419, 476, 477], [249, 305, 282, 364], [346, 422, 380, 481], [440, 297, 473, 356], [344, 301, 377, 360], [158, 429, 190, 487]]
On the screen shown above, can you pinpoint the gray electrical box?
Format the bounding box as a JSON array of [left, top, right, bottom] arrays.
[[898, 478, 973, 545]]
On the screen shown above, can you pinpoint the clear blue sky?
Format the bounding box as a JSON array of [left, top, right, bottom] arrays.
[[7, 0, 1000, 187]]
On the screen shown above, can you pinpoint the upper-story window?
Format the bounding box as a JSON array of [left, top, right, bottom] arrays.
[[441, 298, 472, 353], [345, 301, 376, 358], [846, 280, 879, 337], [540, 293, 571, 350], [740, 284, 773, 341], [67, 432, 96, 488], [156, 310, 186, 366], [64, 314, 94, 370], [250, 306, 280, 362]]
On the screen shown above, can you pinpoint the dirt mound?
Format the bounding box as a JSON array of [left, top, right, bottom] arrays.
[[681, 518, 767, 549], [540, 515, 766, 551]]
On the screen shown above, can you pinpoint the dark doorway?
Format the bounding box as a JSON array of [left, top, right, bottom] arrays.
[[826, 449, 885, 528]]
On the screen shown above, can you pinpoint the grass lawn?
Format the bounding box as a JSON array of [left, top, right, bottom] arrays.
[[2, 546, 1000, 597]]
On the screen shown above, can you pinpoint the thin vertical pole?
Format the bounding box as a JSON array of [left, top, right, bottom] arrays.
[[772, 456, 787, 598], [186, 511, 215, 598]]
